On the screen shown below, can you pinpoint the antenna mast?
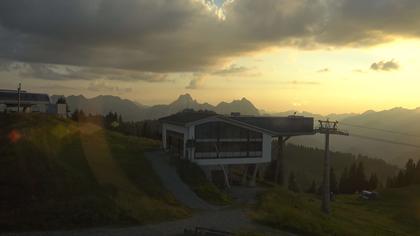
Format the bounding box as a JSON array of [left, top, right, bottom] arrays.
[[17, 83, 22, 112]]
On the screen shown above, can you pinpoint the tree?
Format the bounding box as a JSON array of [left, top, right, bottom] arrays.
[[339, 167, 349, 194], [307, 180, 317, 194], [56, 97, 67, 104], [348, 163, 357, 193], [356, 162, 368, 191], [405, 159, 416, 185], [368, 173, 378, 190], [71, 109, 86, 122], [338, 162, 369, 194], [142, 121, 150, 137], [386, 177, 394, 188], [71, 109, 78, 121], [288, 172, 300, 193], [386, 159, 420, 189], [395, 170, 405, 188], [330, 168, 338, 194], [415, 160, 420, 185]]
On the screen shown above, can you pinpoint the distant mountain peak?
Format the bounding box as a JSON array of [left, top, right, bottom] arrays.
[[179, 93, 193, 100], [362, 109, 376, 115], [239, 97, 253, 104], [171, 93, 196, 106]]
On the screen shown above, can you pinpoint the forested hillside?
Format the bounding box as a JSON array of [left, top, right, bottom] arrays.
[[275, 144, 399, 190]]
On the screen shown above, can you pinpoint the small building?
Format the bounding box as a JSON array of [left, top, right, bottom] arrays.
[[0, 89, 67, 117], [159, 110, 315, 186]]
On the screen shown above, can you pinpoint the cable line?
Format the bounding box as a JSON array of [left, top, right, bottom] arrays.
[[340, 122, 420, 139], [348, 133, 420, 149]]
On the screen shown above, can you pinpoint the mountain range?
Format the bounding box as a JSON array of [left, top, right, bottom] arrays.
[[51, 93, 260, 121], [290, 108, 420, 167], [51, 94, 420, 166]]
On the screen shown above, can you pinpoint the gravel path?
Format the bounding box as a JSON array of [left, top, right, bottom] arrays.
[[1, 208, 292, 236], [145, 151, 217, 210]]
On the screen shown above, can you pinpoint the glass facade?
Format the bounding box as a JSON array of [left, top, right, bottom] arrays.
[[194, 122, 263, 159]]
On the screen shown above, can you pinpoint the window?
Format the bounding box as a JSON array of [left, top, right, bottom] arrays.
[[196, 122, 218, 139], [195, 142, 218, 153]]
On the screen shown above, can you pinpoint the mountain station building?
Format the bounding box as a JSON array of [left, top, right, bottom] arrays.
[[0, 89, 67, 117], [160, 110, 315, 187]]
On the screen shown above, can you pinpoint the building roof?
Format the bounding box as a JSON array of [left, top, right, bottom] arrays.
[[160, 110, 315, 136], [0, 90, 50, 104]]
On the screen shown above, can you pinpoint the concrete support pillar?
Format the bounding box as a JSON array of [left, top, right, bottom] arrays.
[[258, 164, 267, 181], [220, 165, 231, 189], [275, 137, 285, 186], [202, 166, 212, 181], [249, 164, 259, 187], [241, 165, 248, 186]]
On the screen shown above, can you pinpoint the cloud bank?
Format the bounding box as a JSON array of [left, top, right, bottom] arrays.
[[0, 0, 419, 79]]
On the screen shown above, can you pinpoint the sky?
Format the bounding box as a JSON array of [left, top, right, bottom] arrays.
[[1, 0, 420, 115]]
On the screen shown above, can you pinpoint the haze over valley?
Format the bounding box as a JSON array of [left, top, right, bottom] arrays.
[[51, 93, 420, 166]]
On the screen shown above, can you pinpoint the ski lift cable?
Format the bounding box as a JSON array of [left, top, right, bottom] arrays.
[[339, 122, 420, 139]]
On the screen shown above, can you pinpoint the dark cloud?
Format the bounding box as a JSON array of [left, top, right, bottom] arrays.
[[0, 0, 418, 76], [2, 61, 169, 82], [370, 60, 400, 71], [318, 0, 420, 46]]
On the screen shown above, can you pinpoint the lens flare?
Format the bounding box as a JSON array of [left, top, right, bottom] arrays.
[[8, 130, 22, 143]]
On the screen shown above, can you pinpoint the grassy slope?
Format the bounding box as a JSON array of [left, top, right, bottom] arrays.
[[252, 186, 420, 236], [0, 114, 188, 232]]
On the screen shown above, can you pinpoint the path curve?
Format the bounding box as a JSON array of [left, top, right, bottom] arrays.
[[1, 209, 293, 236], [145, 151, 218, 211]]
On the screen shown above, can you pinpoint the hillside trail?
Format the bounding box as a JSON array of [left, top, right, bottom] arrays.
[[145, 151, 218, 210]]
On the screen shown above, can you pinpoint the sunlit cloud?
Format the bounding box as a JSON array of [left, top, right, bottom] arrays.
[[212, 64, 250, 76], [285, 80, 320, 85], [186, 75, 207, 90], [88, 81, 133, 93]]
